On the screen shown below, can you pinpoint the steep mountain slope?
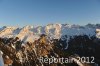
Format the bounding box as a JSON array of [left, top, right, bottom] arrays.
[[0, 27, 18, 38], [0, 33, 100, 66]]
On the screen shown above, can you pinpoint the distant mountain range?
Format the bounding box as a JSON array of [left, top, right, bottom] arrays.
[[0, 24, 100, 43]]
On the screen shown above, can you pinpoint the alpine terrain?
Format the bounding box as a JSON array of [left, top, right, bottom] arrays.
[[0, 23, 100, 66]]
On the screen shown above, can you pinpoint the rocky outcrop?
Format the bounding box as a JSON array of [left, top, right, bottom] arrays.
[[0, 34, 100, 66]]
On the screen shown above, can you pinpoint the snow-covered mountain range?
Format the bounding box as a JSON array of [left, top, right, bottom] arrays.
[[0, 24, 100, 43], [0, 23, 100, 66]]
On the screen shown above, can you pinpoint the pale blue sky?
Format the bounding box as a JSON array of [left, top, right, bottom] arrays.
[[0, 0, 100, 26]]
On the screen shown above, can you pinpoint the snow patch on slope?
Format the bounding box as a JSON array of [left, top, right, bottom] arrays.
[[96, 29, 100, 38], [0, 50, 4, 66], [16, 26, 33, 41], [0, 27, 18, 38]]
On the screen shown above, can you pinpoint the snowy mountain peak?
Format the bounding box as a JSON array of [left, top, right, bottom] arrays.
[[0, 24, 99, 42]]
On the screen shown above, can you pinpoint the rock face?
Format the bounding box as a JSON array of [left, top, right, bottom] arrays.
[[0, 24, 100, 66]]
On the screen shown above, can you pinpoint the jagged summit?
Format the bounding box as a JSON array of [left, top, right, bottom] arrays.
[[0, 24, 99, 42]]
